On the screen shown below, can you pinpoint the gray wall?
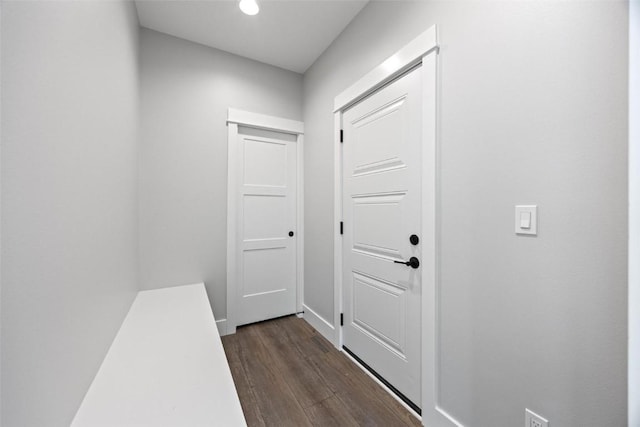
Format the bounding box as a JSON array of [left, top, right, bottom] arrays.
[[630, 0, 639, 425], [303, 2, 628, 426], [1, 2, 4, 422], [138, 29, 303, 319], [1, 1, 140, 426]]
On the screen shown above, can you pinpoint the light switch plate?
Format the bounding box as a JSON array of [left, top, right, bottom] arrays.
[[515, 205, 537, 235]]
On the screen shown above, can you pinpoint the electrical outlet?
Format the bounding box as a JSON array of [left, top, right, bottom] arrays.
[[525, 409, 549, 427]]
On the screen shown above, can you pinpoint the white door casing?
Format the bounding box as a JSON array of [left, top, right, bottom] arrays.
[[334, 26, 464, 426], [342, 66, 423, 409], [226, 109, 304, 335]]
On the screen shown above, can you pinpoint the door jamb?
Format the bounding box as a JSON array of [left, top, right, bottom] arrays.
[[226, 108, 304, 336], [333, 26, 461, 427]]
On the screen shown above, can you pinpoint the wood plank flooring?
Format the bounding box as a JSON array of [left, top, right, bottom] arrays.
[[221, 315, 422, 427]]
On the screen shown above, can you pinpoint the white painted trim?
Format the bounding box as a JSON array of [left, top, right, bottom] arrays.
[[419, 53, 438, 421], [420, 50, 464, 427], [0, 2, 3, 419], [434, 407, 464, 427], [216, 319, 228, 337], [227, 108, 304, 135], [296, 134, 305, 314], [333, 112, 343, 349], [629, 1, 640, 426], [226, 109, 305, 335], [334, 26, 438, 113], [301, 304, 335, 344], [226, 122, 239, 336], [331, 25, 462, 427]]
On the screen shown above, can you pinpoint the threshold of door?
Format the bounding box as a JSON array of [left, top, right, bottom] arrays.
[[342, 346, 422, 418], [237, 312, 297, 329]]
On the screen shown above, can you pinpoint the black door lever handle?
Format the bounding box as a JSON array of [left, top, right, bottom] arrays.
[[394, 257, 420, 269]]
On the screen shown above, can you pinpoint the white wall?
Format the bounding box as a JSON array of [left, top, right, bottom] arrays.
[[138, 29, 303, 320], [303, 2, 628, 426], [630, 1, 639, 425], [1, 2, 4, 423], [1, 2, 140, 426]]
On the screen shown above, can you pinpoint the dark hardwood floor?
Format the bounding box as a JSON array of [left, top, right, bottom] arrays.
[[221, 315, 422, 427]]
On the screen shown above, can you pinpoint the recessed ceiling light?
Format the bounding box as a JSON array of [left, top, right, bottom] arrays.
[[239, 0, 259, 16]]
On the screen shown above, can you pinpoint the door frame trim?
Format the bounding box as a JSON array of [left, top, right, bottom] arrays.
[[332, 26, 462, 427], [225, 108, 304, 336], [333, 27, 438, 113]]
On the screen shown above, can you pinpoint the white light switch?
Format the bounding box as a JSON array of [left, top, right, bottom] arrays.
[[515, 205, 537, 235]]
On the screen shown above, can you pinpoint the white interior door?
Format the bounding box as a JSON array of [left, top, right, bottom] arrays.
[[236, 128, 297, 326], [342, 67, 422, 410]]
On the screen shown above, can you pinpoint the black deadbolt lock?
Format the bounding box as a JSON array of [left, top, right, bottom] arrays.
[[410, 234, 419, 245], [289, 231, 294, 237]]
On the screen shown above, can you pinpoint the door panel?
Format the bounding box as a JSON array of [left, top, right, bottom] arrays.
[[352, 272, 407, 353], [243, 195, 286, 240], [243, 139, 287, 186], [243, 247, 289, 296], [343, 67, 422, 408], [352, 97, 408, 177], [352, 192, 406, 260], [237, 133, 296, 326]]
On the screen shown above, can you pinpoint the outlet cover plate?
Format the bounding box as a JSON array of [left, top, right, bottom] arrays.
[[525, 408, 549, 427]]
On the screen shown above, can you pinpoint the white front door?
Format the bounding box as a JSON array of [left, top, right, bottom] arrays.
[[236, 128, 297, 326], [342, 67, 422, 410]]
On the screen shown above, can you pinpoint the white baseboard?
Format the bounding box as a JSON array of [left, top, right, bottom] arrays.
[[215, 318, 228, 336], [302, 304, 335, 344]]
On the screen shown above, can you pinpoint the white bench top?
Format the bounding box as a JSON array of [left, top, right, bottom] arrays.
[[72, 283, 246, 427]]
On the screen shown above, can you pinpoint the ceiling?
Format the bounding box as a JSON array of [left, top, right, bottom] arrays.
[[134, 0, 369, 74]]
